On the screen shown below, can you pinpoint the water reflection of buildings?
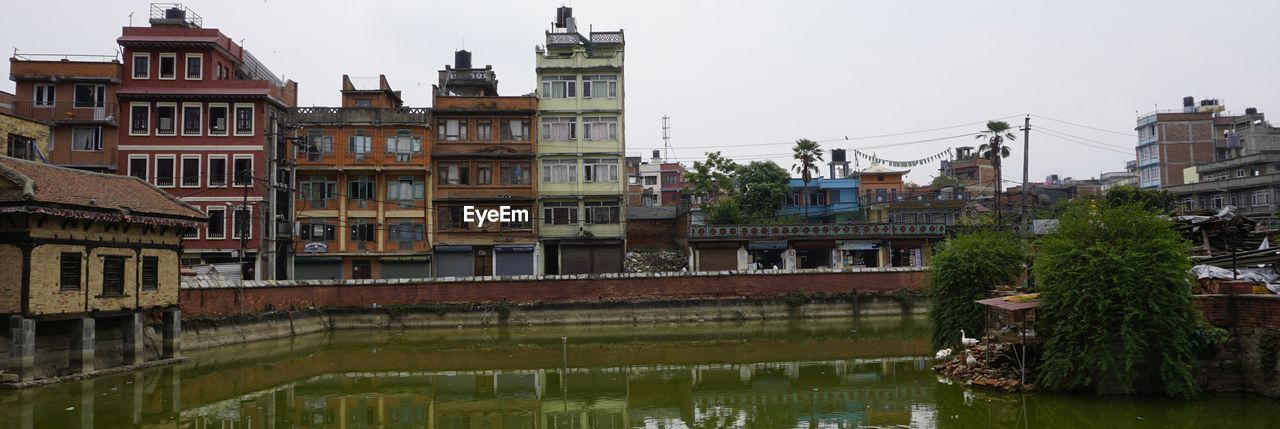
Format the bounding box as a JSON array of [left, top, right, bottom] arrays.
[[174, 357, 934, 428]]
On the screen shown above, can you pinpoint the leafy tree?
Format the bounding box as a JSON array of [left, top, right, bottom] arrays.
[[684, 151, 738, 204], [1104, 186, 1176, 214], [927, 231, 1026, 349], [975, 121, 1017, 224], [1035, 202, 1199, 397], [931, 175, 965, 189], [702, 197, 744, 225], [734, 160, 790, 222], [790, 139, 824, 223]]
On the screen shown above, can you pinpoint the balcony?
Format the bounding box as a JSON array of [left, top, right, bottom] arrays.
[[590, 31, 624, 45], [11, 102, 117, 125], [287, 107, 428, 125]]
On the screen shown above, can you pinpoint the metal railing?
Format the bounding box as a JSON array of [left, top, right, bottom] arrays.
[[11, 51, 118, 62], [287, 107, 429, 124], [150, 3, 202, 28], [11, 102, 117, 123]]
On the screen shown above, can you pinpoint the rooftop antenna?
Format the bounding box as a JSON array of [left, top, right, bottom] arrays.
[[128, 12, 133, 26], [661, 115, 672, 162]]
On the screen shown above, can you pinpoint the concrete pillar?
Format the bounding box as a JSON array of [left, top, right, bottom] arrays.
[[162, 309, 181, 359], [123, 313, 145, 365], [8, 315, 35, 382], [69, 317, 95, 374]]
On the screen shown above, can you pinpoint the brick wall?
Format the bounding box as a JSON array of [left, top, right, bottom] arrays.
[[0, 113, 51, 159], [0, 244, 20, 313], [180, 269, 926, 317], [1196, 294, 1280, 329]]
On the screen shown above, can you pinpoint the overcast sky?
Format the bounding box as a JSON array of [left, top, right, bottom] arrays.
[[5, 0, 1279, 186]]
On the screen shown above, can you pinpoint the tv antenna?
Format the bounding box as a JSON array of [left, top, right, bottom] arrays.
[[661, 115, 672, 161]]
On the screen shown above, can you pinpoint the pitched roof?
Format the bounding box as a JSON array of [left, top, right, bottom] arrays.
[[860, 163, 910, 174], [0, 155, 205, 227]]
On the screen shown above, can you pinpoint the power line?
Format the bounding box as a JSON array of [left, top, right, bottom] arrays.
[[1033, 128, 1132, 155], [1029, 114, 1137, 137], [1034, 125, 1132, 150], [663, 116, 1021, 150]]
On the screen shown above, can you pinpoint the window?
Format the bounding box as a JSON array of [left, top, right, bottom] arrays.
[[182, 103, 202, 135], [233, 156, 253, 187], [441, 206, 465, 229], [208, 156, 227, 187], [185, 53, 203, 80], [583, 117, 618, 141], [439, 162, 469, 185], [438, 119, 468, 141], [583, 158, 619, 183], [347, 176, 376, 208], [33, 84, 55, 107], [1182, 197, 1194, 210], [543, 159, 577, 183], [1236, 169, 1246, 178], [501, 119, 530, 141], [67, 127, 101, 151], [541, 117, 576, 141], [128, 155, 148, 181], [232, 206, 252, 239], [389, 221, 425, 247], [583, 75, 618, 99], [305, 131, 334, 161], [183, 215, 198, 238], [73, 84, 104, 108], [181, 155, 201, 187], [350, 219, 375, 242], [386, 177, 424, 208], [301, 176, 338, 207], [300, 221, 336, 242], [501, 162, 531, 185], [102, 256, 126, 296], [348, 130, 373, 157], [385, 130, 422, 161], [155, 156, 175, 187], [476, 120, 492, 141], [141, 256, 159, 290], [130, 103, 150, 136], [208, 104, 229, 135], [354, 98, 372, 107], [476, 163, 493, 185], [584, 200, 621, 224], [644, 176, 658, 185], [501, 206, 533, 230], [132, 53, 150, 79], [155, 103, 177, 135], [543, 201, 578, 225], [1253, 190, 1271, 207], [234, 104, 254, 135], [663, 173, 678, 185], [206, 206, 226, 239], [157, 53, 176, 79], [59, 252, 81, 291], [1211, 194, 1225, 209], [541, 75, 576, 99]]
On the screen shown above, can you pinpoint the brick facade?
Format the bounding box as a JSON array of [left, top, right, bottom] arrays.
[[0, 112, 51, 160]]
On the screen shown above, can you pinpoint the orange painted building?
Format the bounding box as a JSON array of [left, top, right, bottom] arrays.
[[8, 54, 122, 172]]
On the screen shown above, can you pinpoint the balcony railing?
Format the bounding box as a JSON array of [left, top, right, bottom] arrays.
[[689, 223, 947, 240], [11, 102, 117, 124], [590, 31, 624, 45], [287, 107, 428, 125], [150, 3, 202, 28]]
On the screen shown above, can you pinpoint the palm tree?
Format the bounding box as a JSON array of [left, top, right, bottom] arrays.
[[975, 120, 1017, 224], [791, 139, 824, 223]]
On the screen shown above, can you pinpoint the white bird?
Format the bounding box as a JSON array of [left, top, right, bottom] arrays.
[[960, 330, 979, 347], [935, 348, 953, 360], [965, 350, 978, 367]]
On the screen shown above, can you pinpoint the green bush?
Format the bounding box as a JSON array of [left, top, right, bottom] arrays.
[[1035, 202, 1199, 397], [926, 231, 1026, 349]]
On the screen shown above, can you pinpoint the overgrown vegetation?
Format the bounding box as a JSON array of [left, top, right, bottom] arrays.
[[1035, 202, 1200, 397], [1261, 329, 1280, 378], [783, 290, 809, 308], [927, 231, 1026, 349]]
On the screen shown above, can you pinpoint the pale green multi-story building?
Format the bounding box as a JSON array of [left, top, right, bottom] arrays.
[[535, 7, 626, 274]]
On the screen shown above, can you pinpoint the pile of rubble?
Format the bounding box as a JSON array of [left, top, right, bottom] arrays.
[[933, 343, 1036, 393]]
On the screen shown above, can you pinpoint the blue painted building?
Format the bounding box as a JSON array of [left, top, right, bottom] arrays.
[[779, 177, 861, 222]]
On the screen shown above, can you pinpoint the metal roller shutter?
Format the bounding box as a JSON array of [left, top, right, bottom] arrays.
[[435, 246, 474, 277], [294, 259, 341, 280], [560, 246, 592, 275], [591, 244, 623, 274], [494, 245, 535, 276], [698, 247, 738, 271], [381, 261, 431, 279]]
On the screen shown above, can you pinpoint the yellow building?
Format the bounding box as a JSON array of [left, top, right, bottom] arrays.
[[0, 111, 51, 162], [0, 155, 205, 382]]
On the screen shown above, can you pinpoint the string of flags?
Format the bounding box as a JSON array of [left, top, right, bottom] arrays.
[[853, 148, 953, 168]]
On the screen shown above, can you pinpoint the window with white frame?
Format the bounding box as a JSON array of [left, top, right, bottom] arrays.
[[208, 155, 227, 187], [182, 208, 199, 239], [348, 130, 373, 156], [304, 131, 333, 161], [1182, 197, 1194, 210], [385, 130, 422, 161], [300, 221, 335, 243], [386, 176, 425, 208], [33, 84, 55, 106], [158, 53, 176, 79], [155, 103, 177, 135], [540, 75, 576, 99], [543, 201, 578, 225], [232, 205, 252, 239], [128, 155, 148, 181], [132, 53, 150, 79], [1211, 194, 1225, 209], [583, 75, 618, 99], [233, 155, 253, 187], [185, 53, 203, 80], [181, 155, 201, 187], [71, 127, 103, 151], [583, 158, 619, 183], [130, 103, 150, 136], [155, 155, 176, 187], [208, 104, 229, 135], [438, 119, 468, 141], [540, 117, 576, 141], [205, 206, 226, 239], [501, 119, 530, 141], [584, 200, 621, 224], [1236, 169, 1246, 178], [543, 159, 577, 183], [583, 116, 618, 140], [73, 84, 104, 108], [1253, 190, 1271, 207], [182, 103, 202, 135], [234, 104, 254, 135]]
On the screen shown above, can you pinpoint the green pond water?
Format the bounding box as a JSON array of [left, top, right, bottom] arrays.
[[1, 316, 1277, 428]]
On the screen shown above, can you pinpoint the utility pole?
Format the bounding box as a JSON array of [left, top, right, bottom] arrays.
[[661, 115, 672, 161], [1021, 115, 1031, 233]]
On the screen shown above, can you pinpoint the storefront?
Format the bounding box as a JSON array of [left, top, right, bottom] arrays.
[[793, 240, 836, 269], [295, 256, 343, 280], [889, 239, 930, 267], [434, 245, 475, 277], [494, 244, 536, 276], [838, 241, 881, 268], [380, 256, 432, 279], [694, 242, 740, 271], [747, 240, 786, 270], [560, 240, 624, 274]]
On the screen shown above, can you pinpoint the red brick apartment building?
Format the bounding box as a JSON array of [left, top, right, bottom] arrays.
[[8, 53, 122, 172], [432, 51, 539, 277], [114, 4, 297, 280], [289, 75, 431, 280]]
